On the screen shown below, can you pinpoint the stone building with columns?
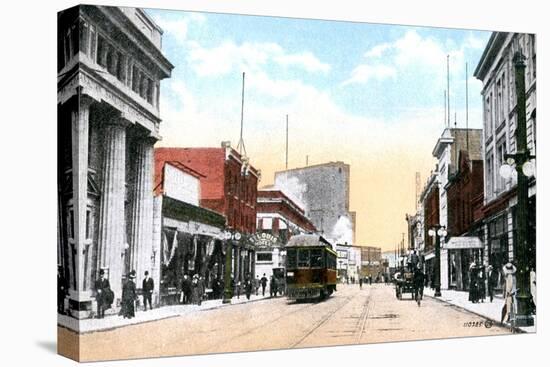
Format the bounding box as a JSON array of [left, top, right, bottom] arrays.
[[57, 5, 173, 318]]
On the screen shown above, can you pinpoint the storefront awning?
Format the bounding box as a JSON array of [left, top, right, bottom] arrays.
[[424, 253, 435, 261], [444, 236, 483, 250]]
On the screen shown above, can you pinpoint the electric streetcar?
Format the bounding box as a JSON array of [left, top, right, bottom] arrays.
[[285, 234, 337, 300]]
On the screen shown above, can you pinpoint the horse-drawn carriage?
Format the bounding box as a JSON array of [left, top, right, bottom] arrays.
[[394, 269, 416, 300]]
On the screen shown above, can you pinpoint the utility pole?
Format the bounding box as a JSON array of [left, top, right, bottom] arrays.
[[447, 55, 450, 127], [236, 72, 247, 157]]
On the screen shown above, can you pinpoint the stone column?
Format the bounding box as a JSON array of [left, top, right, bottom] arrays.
[[129, 136, 155, 287], [97, 118, 127, 302], [70, 94, 93, 297]]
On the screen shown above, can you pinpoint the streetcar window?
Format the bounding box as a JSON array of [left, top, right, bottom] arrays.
[[310, 249, 323, 267], [298, 249, 310, 267], [287, 248, 297, 268]]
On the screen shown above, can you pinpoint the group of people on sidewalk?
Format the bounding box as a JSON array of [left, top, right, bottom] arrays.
[[92, 269, 155, 320], [466, 261, 536, 325], [179, 274, 208, 306]]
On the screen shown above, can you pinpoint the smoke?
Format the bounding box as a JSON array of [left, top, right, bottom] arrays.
[[330, 215, 353, 245], [274, 175, 308, 211]]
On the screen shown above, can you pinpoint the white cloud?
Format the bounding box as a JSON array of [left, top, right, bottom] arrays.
[[341, 64, 397, 86], [150, 13, 206, 45], [187, 40, 329, 77], [364, 43, 392, 58], [274, 51, 330, 73]]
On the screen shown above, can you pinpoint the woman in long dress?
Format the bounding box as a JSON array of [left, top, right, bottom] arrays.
[[502, 262, 517, 324], [120, 270, 137, 319]]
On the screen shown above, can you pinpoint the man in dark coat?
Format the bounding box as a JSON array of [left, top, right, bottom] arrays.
[[120, 270, 137, 319], [181, 274, 192, 304], [260, 274, 268, 296], [94, 269, 111, 319], [244, 276, 253, 300], [57, 266, 68, 315], [142, 271, 154, 311]]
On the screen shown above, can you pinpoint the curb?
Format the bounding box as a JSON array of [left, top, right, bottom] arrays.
[[425, 294, 526, 334], [58, 295, 276, 334]]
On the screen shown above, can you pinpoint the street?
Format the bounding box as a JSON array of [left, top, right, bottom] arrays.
[[59, 284, 512, 362]]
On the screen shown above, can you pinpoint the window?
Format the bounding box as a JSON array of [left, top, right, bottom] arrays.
[[297, 249, 310, 268], [486, 152, 494, 196], [310, 249, 323, 268], [496, 79, 502, 124], [287, 249, 297, 268], [257, 253, 273, 262], [496, 140, 507, 192]]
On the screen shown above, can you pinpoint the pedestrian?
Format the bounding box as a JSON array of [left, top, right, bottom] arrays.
[[359, 277, 363, 289], [142, 271, 154, 311], [477, 265, 486, 302], [181, 274, 192, 304], [198, 275, 205, 305], [235, 278, 241, 299], [501, 262, 517, 324], [57, 265, 68, 315], [369, 275, 372, 285], [468, 262, 478, 303], [120, 270, 137, 319], [94, 268, 111, 319], [487, 265, 499, 302], [260, 273, 268, 296], [245, 276, 253, 300], [254, 275, 260, 296], [191, 274, 200, 305], [413, 266, 425, 306]]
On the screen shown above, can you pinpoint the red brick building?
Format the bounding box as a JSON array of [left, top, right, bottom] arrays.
[[257, 190, 316, 240], [423, 182, 440, 253], [444, 151, 485, 290], [254, 189, 317, 279], [155, 142, 260, 235]]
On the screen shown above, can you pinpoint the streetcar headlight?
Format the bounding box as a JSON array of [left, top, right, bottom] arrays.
[[287, 272, 294, 277]]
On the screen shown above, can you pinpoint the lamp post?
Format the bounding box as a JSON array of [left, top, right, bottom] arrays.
[[222, 230, 241, 304], [497, 49, 535, 327], [428, 225, 447, 297]]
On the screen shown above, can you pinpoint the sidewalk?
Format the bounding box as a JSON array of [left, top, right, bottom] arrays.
[[424, 288, 536, 333], [58, 293, 275, 334]]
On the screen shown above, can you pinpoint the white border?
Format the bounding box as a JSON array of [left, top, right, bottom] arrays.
[[1, 0, 546, 366]]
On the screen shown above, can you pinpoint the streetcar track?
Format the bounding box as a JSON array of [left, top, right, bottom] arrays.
[[289, 294, 356, 348], [355, 291, 373, 343], [212, 298, 323, 350]]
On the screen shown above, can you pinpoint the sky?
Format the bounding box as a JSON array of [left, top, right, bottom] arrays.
[[146, 8, 492, 251]]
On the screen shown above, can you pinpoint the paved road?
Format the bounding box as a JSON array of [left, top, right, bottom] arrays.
[[59, 284, 511, 361]]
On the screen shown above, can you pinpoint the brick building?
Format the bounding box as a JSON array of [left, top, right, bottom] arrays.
[[444, 151, 484, 290], [254, 189, 317, 279], [154, 142, 260, 281], [152, 161, 226, 304]]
